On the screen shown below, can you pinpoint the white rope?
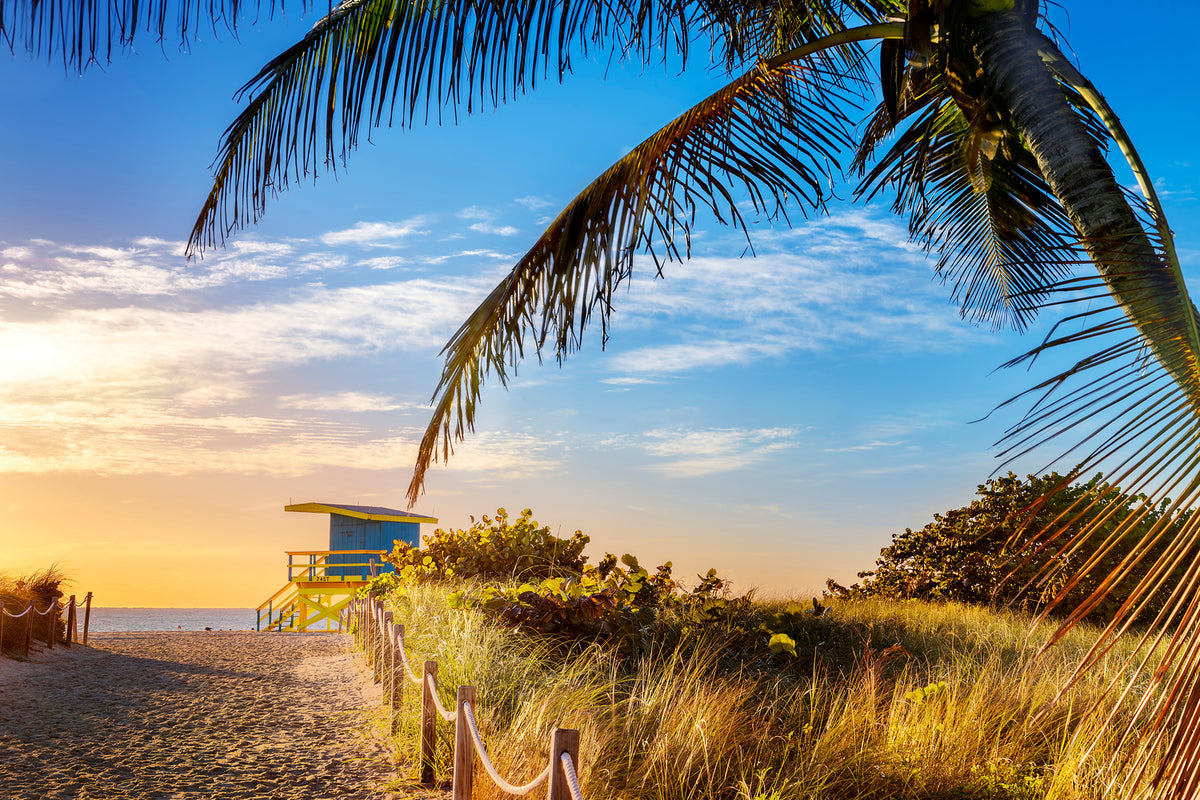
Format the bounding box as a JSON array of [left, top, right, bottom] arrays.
[[425, 673, 457, 722], [1, 605, 32, 619], [34, 601, 58, 616], [396, 631, 423, 685], [462, 701, 551, 795], [560, 751, 584, 800]]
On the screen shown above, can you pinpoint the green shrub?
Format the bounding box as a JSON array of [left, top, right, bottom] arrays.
[[828, 471, 1192, 621], [385, 507, 589, 582], [449, 553, 685, 640], [386, 506, 827, 661]]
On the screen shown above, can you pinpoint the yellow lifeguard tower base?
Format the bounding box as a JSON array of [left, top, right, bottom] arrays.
[[257, 502, 437, 632], [256, 550, 384, 632]]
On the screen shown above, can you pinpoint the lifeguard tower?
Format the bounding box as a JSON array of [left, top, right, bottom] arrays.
[[257, 502, 438, 632]]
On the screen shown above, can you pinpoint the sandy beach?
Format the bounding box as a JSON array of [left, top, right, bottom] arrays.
[[0, 632, 404, 799]]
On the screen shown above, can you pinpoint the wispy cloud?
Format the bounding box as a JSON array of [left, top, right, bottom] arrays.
[[430, 431, 564, 478], [824, 440, 906, 453], [457, 205, 492, 221], [278, 392, 417, 413], [320, 217, 429, 246], [606, 427, 800, 477], [600, 376, 665, 385], [0, 237, 348, 304], [611, 340, 790, 374], [457, 205, 519, 236], [359, 256, 410, 270], [0, 278, 484, 404], [0, 207, 992, 485], [469, 222, 519, 236], [598, 212, 986, 377], [424, 249, 515, 265], [0, 407, 420, 476], [514, 195, 554, 211]]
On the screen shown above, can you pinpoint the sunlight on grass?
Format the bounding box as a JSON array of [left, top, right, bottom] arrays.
[[377, 585, 1151, 800]]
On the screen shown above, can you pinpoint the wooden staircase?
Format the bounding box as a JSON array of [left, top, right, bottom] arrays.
[[256, 550, 386, 632]]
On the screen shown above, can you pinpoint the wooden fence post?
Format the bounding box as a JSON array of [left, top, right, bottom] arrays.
[[82, 593, 92, 646], [372, 601, 382, 676], [0, 608, 5, 657], [66, 595, 77, 646], [362, 600, 371, 667], [382, 611, 394, 701], [360, 599, 367, 646], [454, 685, 476, 800], [44, 602, 54, 649], [23, 607, 32, 658], [420, 660, 438, 785], [391, 624, 405, 733], [548, 728, 581, 800], [373, 601, 384, 684]]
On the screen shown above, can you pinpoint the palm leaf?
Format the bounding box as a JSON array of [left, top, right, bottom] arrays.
[[993, 51, 1200, 793], [696, 0, 890, 72], [186, 0, 900, 256], [405, 55, 867, 503], [0, 0, 284, 69], [187, 0, 643, 254], [988, 226, 1200, 798], [853, 56, 1101, 332], [848, 21, 1200, 794]]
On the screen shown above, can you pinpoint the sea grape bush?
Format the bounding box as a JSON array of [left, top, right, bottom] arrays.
[[449, 555, 839, 662], [447, 553, 698, 640], [382, 506, 844, 660], [828, 472, 1193, 621], [385, 507, 589, 582]]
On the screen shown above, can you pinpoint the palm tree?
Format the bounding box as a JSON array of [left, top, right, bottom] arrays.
[[7, 0, 1200, 795]]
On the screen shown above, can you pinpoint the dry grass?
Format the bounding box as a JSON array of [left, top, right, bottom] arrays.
[[380, 585, 1154, 800], [1, 563, 72, 655]]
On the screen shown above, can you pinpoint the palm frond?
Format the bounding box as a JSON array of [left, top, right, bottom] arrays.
[[0, 0, 285, 69], [186, 1, 907, 256], [189, 0, 606, 253], [695, 0, 890, 73], [982, 194, 1200, 798], [856, 84, 1078, 331], [980, 36, 1200, 794], [406, 57, 862, 503], [186, 0, 720, 255]]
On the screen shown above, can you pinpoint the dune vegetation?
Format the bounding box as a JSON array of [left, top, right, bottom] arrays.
[[369, 509, 1156, 800], [0, 564, 71, 656]]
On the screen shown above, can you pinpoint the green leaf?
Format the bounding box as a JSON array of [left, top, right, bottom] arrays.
[[905, 681, 949, 704], [768, 632, 797, 657]]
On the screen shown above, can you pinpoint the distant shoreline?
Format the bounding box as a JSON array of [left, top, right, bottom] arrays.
[[86, 607, 257, 633]]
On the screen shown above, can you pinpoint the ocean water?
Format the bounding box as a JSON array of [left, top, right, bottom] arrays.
[[87, 608, 257, 633]]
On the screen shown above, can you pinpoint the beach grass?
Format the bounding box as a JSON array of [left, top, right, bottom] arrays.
[[379, 583, 1151, 800], [1, 564, 71, 655]]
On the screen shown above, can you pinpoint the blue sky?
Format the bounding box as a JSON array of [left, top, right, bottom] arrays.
[[1, 3, 1197, 606]]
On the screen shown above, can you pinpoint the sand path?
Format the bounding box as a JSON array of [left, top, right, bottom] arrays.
[[0, 632, 402, 799]]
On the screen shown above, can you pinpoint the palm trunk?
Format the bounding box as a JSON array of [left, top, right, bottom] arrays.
[[967, 10, 1200, 404]]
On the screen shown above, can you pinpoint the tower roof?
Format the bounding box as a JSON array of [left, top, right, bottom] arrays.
[[284, 502, 438, 524]]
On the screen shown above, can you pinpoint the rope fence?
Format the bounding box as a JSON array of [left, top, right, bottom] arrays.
[[0, 593, 93, 660], [345, 596, 583, 800]]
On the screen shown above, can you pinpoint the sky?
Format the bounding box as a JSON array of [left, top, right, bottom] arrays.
[[1, 3, 1198, 608]]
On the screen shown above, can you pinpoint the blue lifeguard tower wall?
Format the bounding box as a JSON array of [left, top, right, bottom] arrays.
[[285, 502, 438, 579]]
